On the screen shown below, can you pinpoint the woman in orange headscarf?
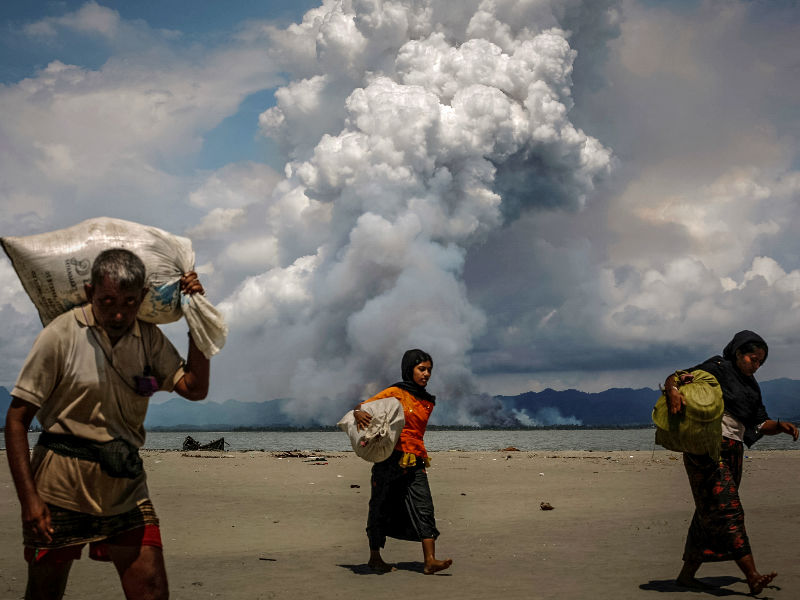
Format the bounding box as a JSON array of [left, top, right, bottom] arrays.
[[354, 349, 452, 574]]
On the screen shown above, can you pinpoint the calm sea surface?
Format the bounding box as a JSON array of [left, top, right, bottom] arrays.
[[3, 429, 798, 452]]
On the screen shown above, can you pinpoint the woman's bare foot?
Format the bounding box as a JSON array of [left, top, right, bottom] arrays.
[[367, 557, 396, 573], [423, 557, 452, 575], [747, 571, 777, 595], [676, 560, 708, 589]]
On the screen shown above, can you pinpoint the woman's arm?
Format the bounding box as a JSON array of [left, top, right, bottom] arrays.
[[663, 374, 686, 415], [759, 419, 799, 440]]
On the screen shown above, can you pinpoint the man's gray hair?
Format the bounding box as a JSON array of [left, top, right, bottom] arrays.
[[91, 248, 146, 289]]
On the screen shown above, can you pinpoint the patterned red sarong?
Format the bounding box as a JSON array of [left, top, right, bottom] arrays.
[[682, 437, 751, 562]]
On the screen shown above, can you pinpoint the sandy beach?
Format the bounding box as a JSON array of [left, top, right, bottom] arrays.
[[1, 449, 798, 599]]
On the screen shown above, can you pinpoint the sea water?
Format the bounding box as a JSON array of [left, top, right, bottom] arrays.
[[4, 428, 797, 452]]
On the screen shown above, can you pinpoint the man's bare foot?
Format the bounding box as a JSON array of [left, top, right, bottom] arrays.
[[747, 571, 777, 595], [367, 557, 396, 573], [423, 558, 452, 575], [675, 574, 713, 590]]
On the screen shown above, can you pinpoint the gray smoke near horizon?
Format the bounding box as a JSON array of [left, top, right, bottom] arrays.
[[213, 0, 616, 425], [513, 407, 582, 427]]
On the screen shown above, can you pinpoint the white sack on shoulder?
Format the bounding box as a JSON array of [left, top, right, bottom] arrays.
[[1, 217, 227, 359], [337, 397, 405, 463], [181, 293, 227, 358]]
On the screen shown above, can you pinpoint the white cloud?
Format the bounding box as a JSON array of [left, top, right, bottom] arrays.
[[189, 162, 282, 211], [0, 260, 41, 383], [51, 1, 122, 38], [187, 208, 247, 239], [221, 236, 280, 270], [219, 254, 317, 329], [0, 260, 35, 315], [0, 6, 285, 233], [24, 2, 122, 39]]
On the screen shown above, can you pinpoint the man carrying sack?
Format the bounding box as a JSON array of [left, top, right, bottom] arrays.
[[5, 248, 210, 600]]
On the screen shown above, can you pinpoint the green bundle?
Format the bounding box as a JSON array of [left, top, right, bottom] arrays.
[[652, 369, 724, 461]]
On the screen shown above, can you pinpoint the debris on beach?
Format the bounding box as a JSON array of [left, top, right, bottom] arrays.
[[181, 453, 234, 459], [304, 456, 328, 465], [274, 450, 314, 458], [501, 446, 520, 452], [182, 435, 226, 451], [540, 502, 554, 511], [350, 484, 361, 489]]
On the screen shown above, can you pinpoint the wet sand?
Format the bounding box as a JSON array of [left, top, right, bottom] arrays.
[[1, 449, 798, 599]]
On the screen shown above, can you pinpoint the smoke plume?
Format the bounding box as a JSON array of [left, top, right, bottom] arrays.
[[214, 0, 615, 424]]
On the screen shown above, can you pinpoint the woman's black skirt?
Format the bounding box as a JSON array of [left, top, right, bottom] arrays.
[[682, 437, 751, 562], [366, 452, 439, 549]]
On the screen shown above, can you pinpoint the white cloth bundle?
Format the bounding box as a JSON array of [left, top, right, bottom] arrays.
[[337, 397, 405, 463], [1, 217, 227, 359]]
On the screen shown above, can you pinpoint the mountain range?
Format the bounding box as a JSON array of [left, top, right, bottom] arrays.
[[2, 379, 797, 429]]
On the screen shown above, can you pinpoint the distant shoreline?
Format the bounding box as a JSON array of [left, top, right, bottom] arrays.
[[147, 423, 658, 432], [1, 424, 657, 433]]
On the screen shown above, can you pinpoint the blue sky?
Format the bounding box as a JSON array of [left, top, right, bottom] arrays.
[[1, 0, 799, 425], [0, 1, 319, 171]]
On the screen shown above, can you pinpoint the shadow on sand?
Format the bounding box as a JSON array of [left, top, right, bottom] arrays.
[[338, 561, 452, 576], [640, 576, 779, 599]]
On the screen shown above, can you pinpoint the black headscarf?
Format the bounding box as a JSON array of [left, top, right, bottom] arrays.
[[392, 348, 436, 403], [691, 330, 769, 447], [722, 329, 768, 363]]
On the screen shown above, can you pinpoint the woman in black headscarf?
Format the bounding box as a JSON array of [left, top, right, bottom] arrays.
[[353, 349, 452, 574], [664, 331, 798, 594]]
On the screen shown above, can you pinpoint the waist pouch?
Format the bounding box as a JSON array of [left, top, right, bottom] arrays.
[[37, 431, 143, 479]]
